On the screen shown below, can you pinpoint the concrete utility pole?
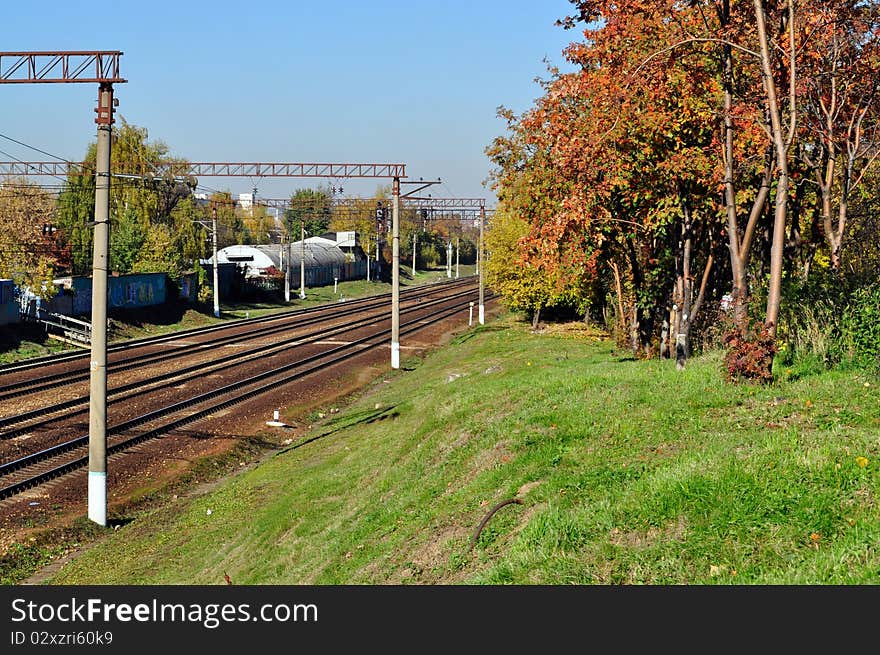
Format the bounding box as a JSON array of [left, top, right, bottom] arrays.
[[412, 231, 417, 275], [279, 231, 291, 303], [87, 82, 114, 526], [299, 217, 306, 300], [446, 240, 453, 278], [366, 221, 371, 283], [0, 51, 127, 527], [455, 237, 460, 279], [390, 178, 441, 369], [211, 206, 220, 318], [284, 236, 291, 302], [479, 205, 485, 325], [391, 177, 401, 369]]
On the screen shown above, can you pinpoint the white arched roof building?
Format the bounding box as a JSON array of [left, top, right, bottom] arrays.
[[210, 235, 355, 279]]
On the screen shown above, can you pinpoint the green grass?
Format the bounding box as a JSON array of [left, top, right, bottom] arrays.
[[16, 311, 880, 585], [0, 322, 75, 362]]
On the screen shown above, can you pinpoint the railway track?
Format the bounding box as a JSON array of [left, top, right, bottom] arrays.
[[0, 283, 496, 501], [0, 284, 479, 441], [0, 277, 475, 402]]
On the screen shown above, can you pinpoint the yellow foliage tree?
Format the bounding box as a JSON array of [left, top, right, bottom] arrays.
[[0, 179, 58, 296]]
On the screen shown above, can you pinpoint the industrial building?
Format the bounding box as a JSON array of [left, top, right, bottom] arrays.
[[206, 232, 370, 286]]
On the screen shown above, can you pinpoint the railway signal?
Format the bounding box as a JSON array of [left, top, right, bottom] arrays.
[[248, 184, 447, 371], [399, 196, 495, 325]]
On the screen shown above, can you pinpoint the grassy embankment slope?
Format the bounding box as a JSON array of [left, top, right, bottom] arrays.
[[42, 311, 880, 585]]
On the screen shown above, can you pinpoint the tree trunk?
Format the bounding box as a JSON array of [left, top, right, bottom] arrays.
[[625, 240, 645, 357], [660, 317, 669, 359], [676, 213, 694, 370], [721, 28, 749, 336], [718, 1, 773, 337], [610, 259, 627, 342], [755, 0, 794, 340]]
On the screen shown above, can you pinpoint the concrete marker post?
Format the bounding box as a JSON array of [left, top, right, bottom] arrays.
[[478, 205, 485, 324], [212, 206, 220, 318], [391, 177, 401, 369]]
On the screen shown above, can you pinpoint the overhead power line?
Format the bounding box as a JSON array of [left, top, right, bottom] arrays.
[[0, 131, 71, 162]]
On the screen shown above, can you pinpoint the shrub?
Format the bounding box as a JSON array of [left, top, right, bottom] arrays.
[[833, 282, 880, 370], [723, 323, 777, 384]]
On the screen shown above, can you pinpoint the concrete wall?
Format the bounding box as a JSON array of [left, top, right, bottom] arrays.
[[0, 280, 18, 326], [70, 272, 167, 316], [178, 272, 198, 302]]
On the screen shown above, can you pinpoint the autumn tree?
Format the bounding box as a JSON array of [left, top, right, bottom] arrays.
[[485, 0, 880, 379], [494, 2, 730, 360], [0, 179, 58, 295], [797, 0, 880, 274], [486, 106, 598, 327], [243, 203, 274, 245]]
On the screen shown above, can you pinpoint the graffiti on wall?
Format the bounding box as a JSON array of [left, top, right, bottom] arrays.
[[70, 273, 166, 316], [110, 280, 155, 307]]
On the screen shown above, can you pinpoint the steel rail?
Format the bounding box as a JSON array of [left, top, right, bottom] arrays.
[[0, 292, 496, 499], [0, 277, 475, 375], [0, 279, 475, 400], [2, 291, 465, 476], [0, 285, 478, 438]]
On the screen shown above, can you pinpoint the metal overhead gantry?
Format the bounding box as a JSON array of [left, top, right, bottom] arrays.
[[0, 50, 126, 528], [0, 161, 406, 178], [0, 162, 410, 335], [0, 51, 124, 84], [204, 179, 443, 370], [403, 196, 494, 325]]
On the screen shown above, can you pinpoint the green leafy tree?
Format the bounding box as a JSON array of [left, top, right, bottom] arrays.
[[132, 224, 185, 275], [110, 206, 147, 274], [170, 197, 207, 270], [484, 207, 557, 327], [285, 187, 333, 239], [56, 120, 195, 276]]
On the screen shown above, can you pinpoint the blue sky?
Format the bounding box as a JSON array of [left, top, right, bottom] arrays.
[[0, 0, 579, 204]]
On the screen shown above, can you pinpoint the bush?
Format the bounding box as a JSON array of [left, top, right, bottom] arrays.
[[833, 282, 880, 370], [723, 322, 777, 384]]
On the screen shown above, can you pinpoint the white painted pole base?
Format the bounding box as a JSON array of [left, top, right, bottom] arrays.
[[391, 341, 400, 369], [88, 471, 107, 526], [469, 302, 474, 326], [479, 304, 485, 325]]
